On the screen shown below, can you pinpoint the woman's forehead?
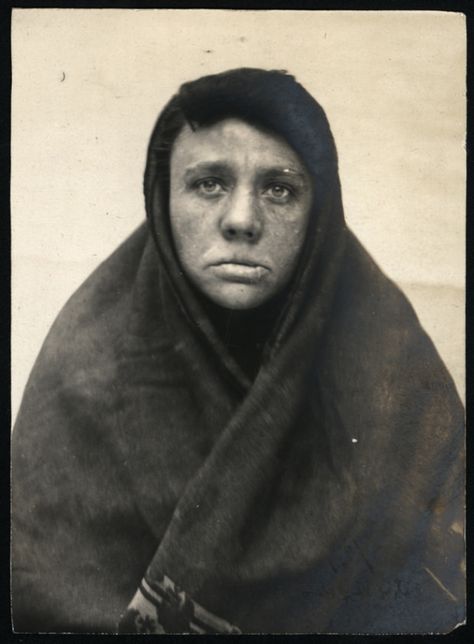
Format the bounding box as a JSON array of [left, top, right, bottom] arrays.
[[170, 118, 309, 176]]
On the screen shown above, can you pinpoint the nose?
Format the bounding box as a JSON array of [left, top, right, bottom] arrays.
[[219, 189, 262, 243]]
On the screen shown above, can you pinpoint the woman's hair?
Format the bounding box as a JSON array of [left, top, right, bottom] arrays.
[[144, 68, 338, 210]]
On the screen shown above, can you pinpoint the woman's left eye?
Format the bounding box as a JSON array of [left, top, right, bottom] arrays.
[[264, 183, 293, 201]]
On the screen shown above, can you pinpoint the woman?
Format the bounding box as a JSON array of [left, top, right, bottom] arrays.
[[12, 68, 465, 634]]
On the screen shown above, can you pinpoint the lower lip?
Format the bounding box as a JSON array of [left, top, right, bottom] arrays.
[[210, 263, 269, 284]]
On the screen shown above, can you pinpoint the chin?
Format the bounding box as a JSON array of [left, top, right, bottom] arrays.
[[207, 284, 272, 310]]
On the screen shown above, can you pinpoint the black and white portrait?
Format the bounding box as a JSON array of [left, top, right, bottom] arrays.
[[11, 9, 465, 634]]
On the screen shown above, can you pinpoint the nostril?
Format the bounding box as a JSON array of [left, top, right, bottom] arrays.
[[223, 225, 258, 241]]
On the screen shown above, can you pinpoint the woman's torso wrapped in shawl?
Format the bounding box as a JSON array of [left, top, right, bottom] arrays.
[[11, 69, 465, 634]]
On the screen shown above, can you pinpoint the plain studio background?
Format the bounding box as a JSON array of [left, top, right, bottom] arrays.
[[11, 9, 465, 422]]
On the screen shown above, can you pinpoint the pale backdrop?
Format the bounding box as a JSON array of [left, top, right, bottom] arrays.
[[11, 9, 466, 421]]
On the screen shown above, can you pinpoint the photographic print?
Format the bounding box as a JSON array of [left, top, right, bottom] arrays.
[[11, 9, 465, 634]]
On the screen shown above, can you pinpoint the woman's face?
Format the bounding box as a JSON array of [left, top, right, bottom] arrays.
[[169, 118, 313, 310]]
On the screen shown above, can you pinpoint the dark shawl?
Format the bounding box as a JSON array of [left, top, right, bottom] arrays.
[[12, 69, 465, 634]]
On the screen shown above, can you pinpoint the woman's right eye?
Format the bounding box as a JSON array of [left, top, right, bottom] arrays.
[[194, 178, 225, 196]]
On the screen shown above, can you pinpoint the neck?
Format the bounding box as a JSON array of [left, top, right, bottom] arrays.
[[197, 290, 288, 379]]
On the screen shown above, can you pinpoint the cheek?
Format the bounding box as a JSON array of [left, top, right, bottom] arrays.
[[265, 209, 309, 265], [170, 197, 209, 256]]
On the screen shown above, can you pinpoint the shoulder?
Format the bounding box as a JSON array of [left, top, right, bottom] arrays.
[[323, 230, 463, 426], [331, 231, 451, 373], [16, 223, 152, 415], [336, 232, 421, 339]]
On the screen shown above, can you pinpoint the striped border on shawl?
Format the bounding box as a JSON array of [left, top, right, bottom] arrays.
[[119, 573, 241, 634]]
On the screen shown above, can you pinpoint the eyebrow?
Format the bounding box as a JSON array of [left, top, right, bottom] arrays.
[[183, 162, 308, 182], [259, 167, 308, 182], [184, 162, 232, 181]]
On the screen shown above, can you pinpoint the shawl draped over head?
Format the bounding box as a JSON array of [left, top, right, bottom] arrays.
[[12, 68, 465, 634]]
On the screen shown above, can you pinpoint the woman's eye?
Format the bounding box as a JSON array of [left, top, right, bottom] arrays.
[[195, 179, 225, 196], [264, 183, 293, 202]]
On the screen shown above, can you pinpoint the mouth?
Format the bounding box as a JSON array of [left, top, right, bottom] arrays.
[[209, 260, 270, 284]]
